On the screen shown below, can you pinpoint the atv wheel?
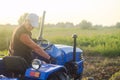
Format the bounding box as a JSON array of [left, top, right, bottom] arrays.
[[74, 73, 82, 80], [48, 72, 68, 80], [48, 75, 59, 80], [74, 77, 82, 80], [57, 72, 69, 80]]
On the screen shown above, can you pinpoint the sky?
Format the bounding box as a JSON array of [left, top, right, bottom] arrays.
[[0, 0, 120, 26]]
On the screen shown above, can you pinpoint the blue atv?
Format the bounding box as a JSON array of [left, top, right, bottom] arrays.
[[0, 11, 84, 80]]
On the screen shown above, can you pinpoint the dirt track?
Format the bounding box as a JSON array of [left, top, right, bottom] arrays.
[[82, 56, 120, 80]]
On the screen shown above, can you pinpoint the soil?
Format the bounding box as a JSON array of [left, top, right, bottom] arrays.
[[82, 55, 120, 80]]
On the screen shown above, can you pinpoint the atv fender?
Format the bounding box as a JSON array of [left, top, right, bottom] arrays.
[[25, 64, 66, 80]]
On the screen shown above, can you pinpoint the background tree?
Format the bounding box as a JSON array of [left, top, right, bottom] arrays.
[[45, 23, 55, 27], [18, 13, 28, 25], [115, 22, 120, 28], [77, 20, 92, 29], [65, 22, 74, 27], [56, 22, 66, 27]]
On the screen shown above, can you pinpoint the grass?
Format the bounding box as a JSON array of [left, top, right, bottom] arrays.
[[0, 50, 8, 58], [41, 27, 120, 57], [0, 26, 120, 57]]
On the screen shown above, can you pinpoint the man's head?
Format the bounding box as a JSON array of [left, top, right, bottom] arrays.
[[24, 13, 39, 31]]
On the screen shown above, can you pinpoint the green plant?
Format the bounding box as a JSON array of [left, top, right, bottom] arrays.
[[0, 26, 120, 57], [109, 71, 120, 80]]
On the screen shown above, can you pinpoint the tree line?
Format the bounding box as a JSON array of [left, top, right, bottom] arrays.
[[1, 13, 120, 29], [17, 13, 120, 29]]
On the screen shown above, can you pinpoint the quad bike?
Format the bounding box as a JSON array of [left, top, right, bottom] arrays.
[[0, 11, 84, 80]]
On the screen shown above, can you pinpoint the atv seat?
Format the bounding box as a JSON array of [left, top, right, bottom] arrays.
[[3, 56, 29, 75]]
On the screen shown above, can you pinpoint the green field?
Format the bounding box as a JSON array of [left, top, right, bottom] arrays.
[[0, 26, 120, 57]]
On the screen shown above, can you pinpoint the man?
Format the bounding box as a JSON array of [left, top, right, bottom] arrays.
[[9, 13, 51, 65]]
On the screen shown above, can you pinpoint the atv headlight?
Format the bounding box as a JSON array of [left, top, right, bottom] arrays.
[[32, 59, 42, 70]]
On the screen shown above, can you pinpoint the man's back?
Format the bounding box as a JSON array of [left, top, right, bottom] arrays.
[[10, 26, 32, 65]]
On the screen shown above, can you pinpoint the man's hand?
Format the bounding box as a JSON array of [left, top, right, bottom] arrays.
[[32, 38, 38, 43], [45, 56, 56, 64], [49, 56, 56, 64]]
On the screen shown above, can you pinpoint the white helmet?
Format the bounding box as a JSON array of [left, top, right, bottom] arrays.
[[25, 13, 39, 28]]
